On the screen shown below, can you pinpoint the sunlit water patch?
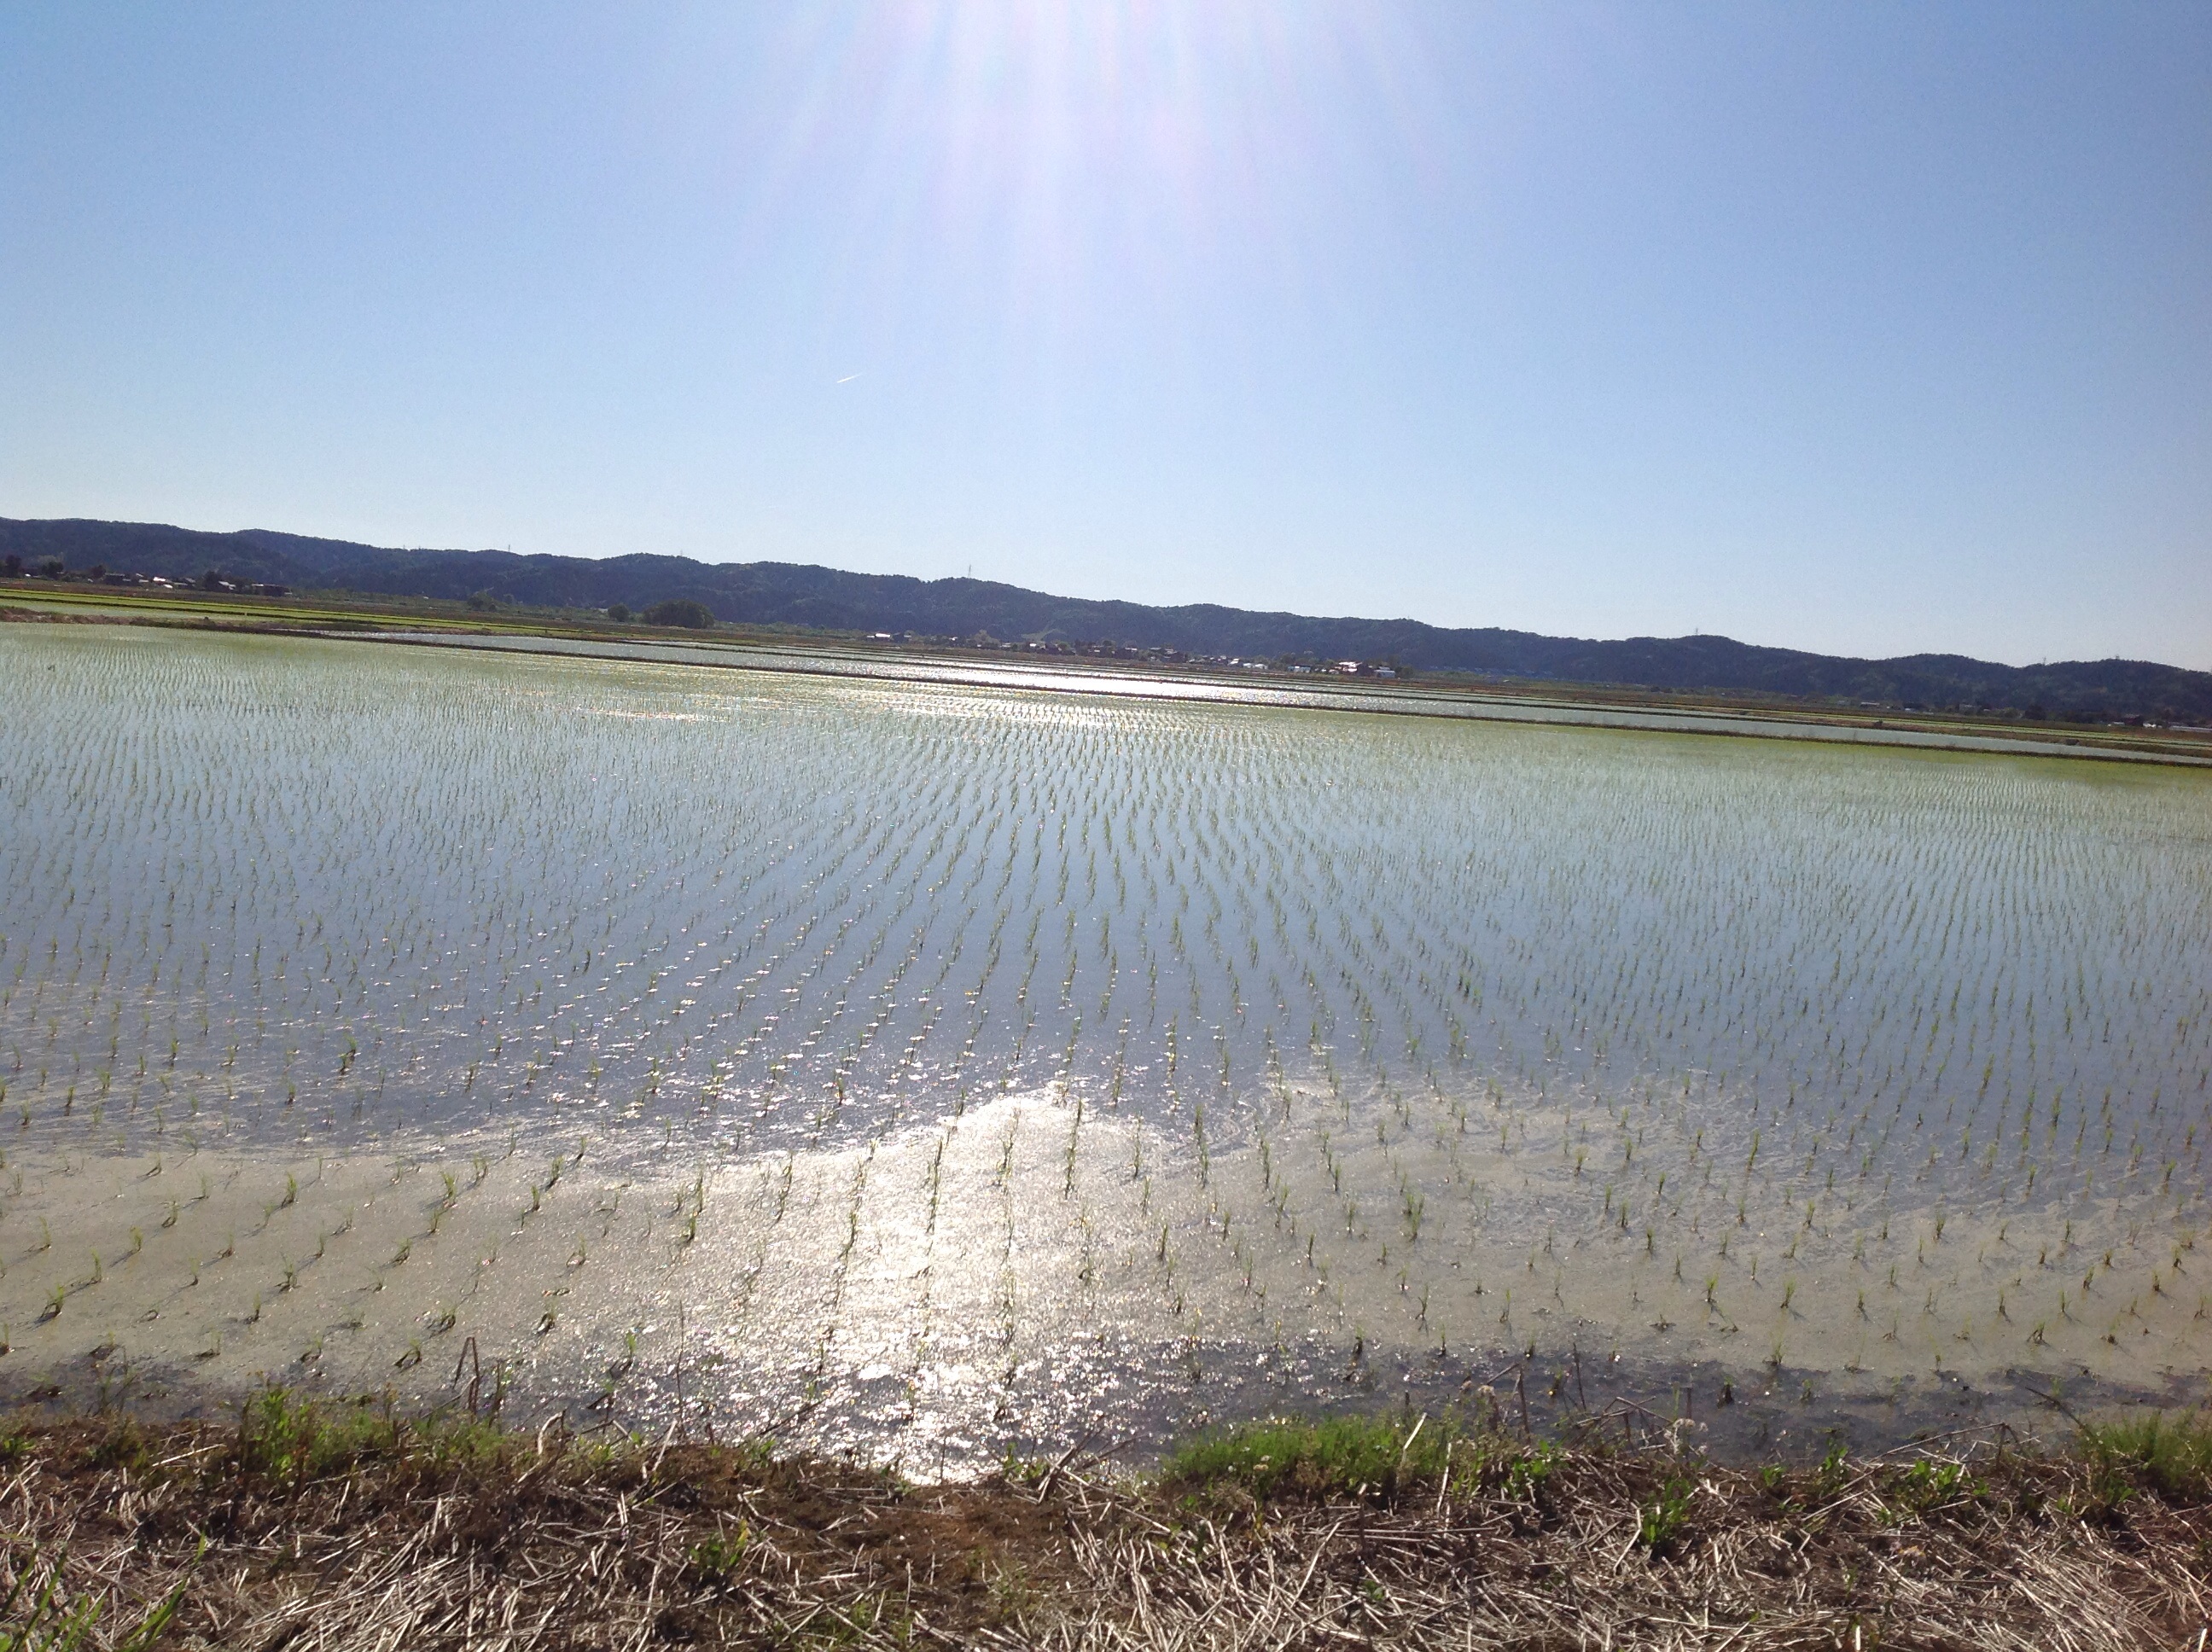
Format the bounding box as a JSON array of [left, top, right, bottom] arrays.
[[345, 627, 2212, 765], [2, 625, 2209, 1466]]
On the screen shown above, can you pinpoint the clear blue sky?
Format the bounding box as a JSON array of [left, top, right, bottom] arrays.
[[4, 4, 2207, 667]]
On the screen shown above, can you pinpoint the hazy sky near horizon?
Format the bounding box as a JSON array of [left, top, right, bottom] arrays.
[[3, 4, 2208, 668]]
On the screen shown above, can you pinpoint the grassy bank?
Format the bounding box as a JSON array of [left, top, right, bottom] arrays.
[[3, 1399, 2209, 1649]]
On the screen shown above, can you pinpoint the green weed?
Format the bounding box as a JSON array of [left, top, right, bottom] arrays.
[[1161, 1410, 1458, 1503], [2077, 1407, 2212, 1501], [685, 1524, 751, 1587], [1636, 1475, 1696, 1557]]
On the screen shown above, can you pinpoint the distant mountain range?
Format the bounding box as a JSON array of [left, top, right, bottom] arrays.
[[6, 515, 2208, 723]]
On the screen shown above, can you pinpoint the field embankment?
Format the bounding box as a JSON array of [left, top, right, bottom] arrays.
[[4, 1399, 2209, 1649]]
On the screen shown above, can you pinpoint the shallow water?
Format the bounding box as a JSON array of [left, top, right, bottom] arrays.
[[3, 625, 2208, 1466]]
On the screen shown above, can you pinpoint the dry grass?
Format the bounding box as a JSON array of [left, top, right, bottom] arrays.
[[2, 1399, 2209, 1649]]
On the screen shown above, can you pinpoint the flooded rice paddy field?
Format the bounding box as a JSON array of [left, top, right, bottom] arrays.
[[3, 624, 2209, 1470]]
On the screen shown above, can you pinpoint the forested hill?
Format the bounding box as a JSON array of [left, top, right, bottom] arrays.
[[6, 515, 2208, 722]]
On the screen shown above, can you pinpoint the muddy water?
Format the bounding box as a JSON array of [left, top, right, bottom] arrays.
[[3, 625, 2209, 1468]]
